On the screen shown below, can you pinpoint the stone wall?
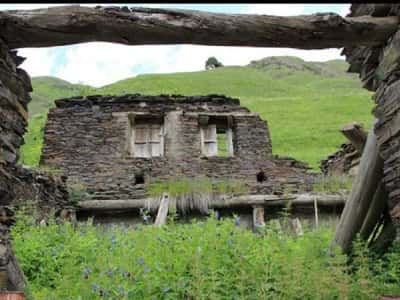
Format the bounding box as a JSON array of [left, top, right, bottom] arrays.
[[0, 38, 71, 290], [343, 3, 400, 240], [41, 94, 313, 202], [320, 142, 361, 177]]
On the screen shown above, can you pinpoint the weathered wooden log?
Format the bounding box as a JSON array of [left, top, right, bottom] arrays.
[[154, 193, 169, 226], [341, 123, 367, 153], [0, 6, 398, 50], [76, 193, 346, 211], [360, 182, 388, 240], [332, 121, 384, 254]]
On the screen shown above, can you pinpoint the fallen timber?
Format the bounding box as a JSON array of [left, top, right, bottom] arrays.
[[76, 193, 347, 212], [332, 121, 389, 253], [0, 6, 398, 49]]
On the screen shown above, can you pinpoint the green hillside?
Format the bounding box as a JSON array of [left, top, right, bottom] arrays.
[[29, 76, 90, 117], [20, 56, 374, 170]]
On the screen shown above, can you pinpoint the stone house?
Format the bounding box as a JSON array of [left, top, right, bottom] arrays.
[[40, 94, 312, 203]]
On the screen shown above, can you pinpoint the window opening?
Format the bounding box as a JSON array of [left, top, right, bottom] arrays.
[[200, 116, 233, 157]]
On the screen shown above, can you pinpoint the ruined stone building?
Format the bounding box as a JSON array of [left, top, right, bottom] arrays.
[[41, 94, 312, 203]]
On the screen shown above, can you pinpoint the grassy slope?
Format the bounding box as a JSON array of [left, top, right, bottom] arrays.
[[20, 57, 374, 169], [29, 76, 90, 117]]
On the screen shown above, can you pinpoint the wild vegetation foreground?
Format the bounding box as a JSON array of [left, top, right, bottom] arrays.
[[11, 211, 400, 300]]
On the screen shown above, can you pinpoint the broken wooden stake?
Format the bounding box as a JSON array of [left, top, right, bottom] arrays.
[[154, 193, 169, 226], [290, 218, 304, 236], [252, 206, 265, 230], [332, 121, 384, 254], [360, 182, 388, 240], [369, 220, 396, 253], [341, 123, 367, 154], [314, 196, 319, 228]]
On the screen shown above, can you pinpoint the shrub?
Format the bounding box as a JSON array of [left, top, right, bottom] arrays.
[[67, 183, 90, 203], [205, 56, 223, 70]]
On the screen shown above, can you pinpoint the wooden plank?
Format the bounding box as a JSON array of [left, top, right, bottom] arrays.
[[226, 128, 234, 156], [0, 6, 398, 49], [154, 193, 169, 226]]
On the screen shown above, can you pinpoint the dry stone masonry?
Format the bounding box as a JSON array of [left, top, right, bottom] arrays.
[[0, 38, 70, 290], [343, 3, 400, 241], [41, 94, 313, 203]]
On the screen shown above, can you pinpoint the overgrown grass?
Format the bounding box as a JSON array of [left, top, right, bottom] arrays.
[[146, 177, 248, 198], [10, 211, 400, 299], [312, 175, 353, 192]]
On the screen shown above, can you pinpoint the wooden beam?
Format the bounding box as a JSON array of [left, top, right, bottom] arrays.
[[332, 121, 384, 254], [341, 123, 367, 153], [76, 193, 346, 212], [0, 6, 398, 50]]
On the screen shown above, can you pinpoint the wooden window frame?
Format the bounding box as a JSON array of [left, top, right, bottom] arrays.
[[129, 117, 164, 158]]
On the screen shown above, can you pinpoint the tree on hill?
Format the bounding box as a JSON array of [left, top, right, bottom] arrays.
[[205, 57, 223, 70]]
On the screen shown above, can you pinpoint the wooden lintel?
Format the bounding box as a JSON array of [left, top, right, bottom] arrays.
[[0, 6, 398, 49]]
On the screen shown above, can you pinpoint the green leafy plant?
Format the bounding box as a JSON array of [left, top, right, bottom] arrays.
[[67, 183, 90, 203], [9, 210, 400, 300]]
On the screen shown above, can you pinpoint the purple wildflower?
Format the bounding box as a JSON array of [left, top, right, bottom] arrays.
[[121, 270, 131, 277], [83, 266, 91, 279], [137, 256, 144, 265], [105, 268, 113, 277], [117, 286, 128, 296], [234, 216, 241, 226], [163, 287, 171, 293], [91, 283, 99, 292]]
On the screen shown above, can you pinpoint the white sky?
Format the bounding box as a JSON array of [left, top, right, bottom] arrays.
[[0, 3, 351, 87]]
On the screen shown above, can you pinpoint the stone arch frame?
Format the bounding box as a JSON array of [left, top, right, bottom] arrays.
[[0, 3, 400, 290]]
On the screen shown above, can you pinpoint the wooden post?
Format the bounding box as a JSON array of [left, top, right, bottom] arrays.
[[154, 193, 169, 226], [313, 196, 319, 228], [252, 206, 265, 230], [332, 121, 384, 254], [290, 218, 304, 236]]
